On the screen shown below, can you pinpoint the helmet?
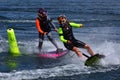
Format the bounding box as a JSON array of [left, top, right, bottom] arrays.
[[38, 8, 47, 15], [57, 15, 67, 24], [57, 15, 66, 20]]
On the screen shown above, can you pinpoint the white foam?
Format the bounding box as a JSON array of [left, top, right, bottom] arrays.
[[18, 38, 120, 66], [94, 41, 120, 65], [1, 37, 120, 80], [0, 63, 119, 80], [0, 64, 87, 80], [19, 39, 66, 54], [0, 36, 8, 53]]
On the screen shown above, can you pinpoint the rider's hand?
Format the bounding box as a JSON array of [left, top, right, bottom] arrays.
[[44, 32, 48, 35], [67, 40, 72, 44], [80, 24, 84, 28], [54, 28, 58, 32]]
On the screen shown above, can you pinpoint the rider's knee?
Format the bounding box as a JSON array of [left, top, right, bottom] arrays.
[[84, 44, 90, 49], [73, 47, 79, 51]]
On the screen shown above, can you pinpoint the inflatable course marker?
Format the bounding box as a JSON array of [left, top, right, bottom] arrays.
[[7, 28, 21, 56]]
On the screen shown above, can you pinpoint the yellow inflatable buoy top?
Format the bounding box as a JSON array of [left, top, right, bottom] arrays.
[[7, 28, 21, 56]]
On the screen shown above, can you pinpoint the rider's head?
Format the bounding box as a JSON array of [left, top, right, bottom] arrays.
[[57, 15, 67, 24], [38, 8, 47, 18]]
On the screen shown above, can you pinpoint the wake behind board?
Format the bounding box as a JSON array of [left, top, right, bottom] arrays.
[[37, 50, 69, 59], [85, 54, 105, 66]]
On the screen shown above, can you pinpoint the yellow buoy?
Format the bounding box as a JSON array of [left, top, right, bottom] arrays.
[[7, 28, 21, 56]]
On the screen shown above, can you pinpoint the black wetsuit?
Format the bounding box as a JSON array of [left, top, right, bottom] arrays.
[[59, 22, 86, 50], [37, 16, 51, 32]]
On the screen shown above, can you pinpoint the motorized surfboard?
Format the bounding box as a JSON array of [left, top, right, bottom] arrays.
[[37, 50, 69, 59], [84, 54, 105, 66]]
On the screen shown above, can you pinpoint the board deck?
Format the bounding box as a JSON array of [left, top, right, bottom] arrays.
[[37, 50, 69, 59], [85, 54, 105, 66]]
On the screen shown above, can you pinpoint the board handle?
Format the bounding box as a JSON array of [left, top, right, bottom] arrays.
[[82, 53, 89, 58]]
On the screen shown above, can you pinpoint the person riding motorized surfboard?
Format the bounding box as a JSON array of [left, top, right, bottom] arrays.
[[57, 15, 95, 61], [35, 8, 62, 52]]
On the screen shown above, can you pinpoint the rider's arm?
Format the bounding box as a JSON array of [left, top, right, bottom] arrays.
[[58, 28, 67, 43], [69, 22, 83, 28], [36, 18, 44, 34], [49, 21, 58, 32], [48, 16, 58, 32]]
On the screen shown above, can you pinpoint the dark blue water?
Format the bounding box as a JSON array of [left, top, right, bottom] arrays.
[[0, 0, 120, 80]]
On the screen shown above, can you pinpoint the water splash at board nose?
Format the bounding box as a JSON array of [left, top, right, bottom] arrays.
[[94, 41, 120, 66]]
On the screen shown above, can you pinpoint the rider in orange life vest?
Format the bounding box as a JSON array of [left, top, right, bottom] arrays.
[[36, 8, 62, 52], [57, 15, 95, 61]]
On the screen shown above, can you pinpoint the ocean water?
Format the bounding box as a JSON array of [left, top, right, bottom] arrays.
[[0, 0, 120, 80]]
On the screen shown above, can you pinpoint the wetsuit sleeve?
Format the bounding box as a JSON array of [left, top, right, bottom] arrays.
[[69, 22, 83, 28], [35, 18, 44, 34], [58, 28, 67, 43]]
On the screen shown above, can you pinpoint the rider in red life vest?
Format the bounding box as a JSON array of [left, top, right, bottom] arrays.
[[57, 15, 95, 61], [36, 8, 62, 52]]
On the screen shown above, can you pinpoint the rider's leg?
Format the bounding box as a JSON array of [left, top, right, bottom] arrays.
[[84, 44, 95, 56], [38, 33, 44, 50], [72, 46, 87, 61]]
